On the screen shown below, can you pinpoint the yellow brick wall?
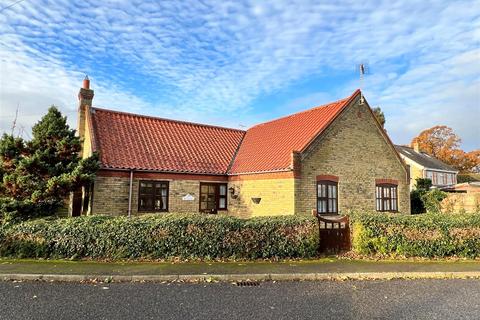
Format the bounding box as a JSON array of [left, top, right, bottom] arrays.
[[91, 175, 228, 216], [410, 164, 424, 189], [295, 95, 410, 215], [228, 177, 295, 218]]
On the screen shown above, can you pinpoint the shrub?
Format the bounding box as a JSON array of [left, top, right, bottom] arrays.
[[0, 214, 319, 260], [421, 189, 448, 214], [350, 212, 480, 258]]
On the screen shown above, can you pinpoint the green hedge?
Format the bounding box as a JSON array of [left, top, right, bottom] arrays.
[[351, 212, 480, 258], [0, 214, 319, 260]]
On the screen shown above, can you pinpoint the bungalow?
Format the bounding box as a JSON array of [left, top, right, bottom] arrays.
[[395, 144, 458, 190], [71, 78, 410, 217]]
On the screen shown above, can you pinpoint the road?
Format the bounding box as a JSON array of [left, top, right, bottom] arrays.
[[0, 279, 479, 319]]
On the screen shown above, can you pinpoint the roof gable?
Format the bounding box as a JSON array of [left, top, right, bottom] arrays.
[[90, 108, 245, 174], [228, 90, 360, 174]]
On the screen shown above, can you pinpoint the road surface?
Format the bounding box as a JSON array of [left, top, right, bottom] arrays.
[[1, 279, 479, 319]]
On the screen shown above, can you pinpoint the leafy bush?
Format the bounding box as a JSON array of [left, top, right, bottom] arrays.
[[457, 174, 480, 183], [421, 189, 447, 214], [0, 214, 319, 260], [350, 212, 480, 258], [410, 178, 447, 214]]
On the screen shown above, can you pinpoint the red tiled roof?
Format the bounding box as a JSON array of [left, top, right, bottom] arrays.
[[90, 108, 245, 174], [89, 90, 360, 175], [228, 90, 360, 174]]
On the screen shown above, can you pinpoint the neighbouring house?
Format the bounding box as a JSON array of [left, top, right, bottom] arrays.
[[71, 78, 410, 218], [395, 144, 458, 190]]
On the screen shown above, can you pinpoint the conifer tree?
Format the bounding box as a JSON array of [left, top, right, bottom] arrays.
[[0, 106, 99, 221]]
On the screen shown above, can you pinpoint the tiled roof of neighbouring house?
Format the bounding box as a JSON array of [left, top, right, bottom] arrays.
[[90, 108, 245, 174], [395, 145, 458, 172], [89, 90, 360, 175], [228, 90, 360, 174]]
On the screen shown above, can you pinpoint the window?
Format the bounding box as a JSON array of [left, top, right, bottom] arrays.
[[138, 180, 169, 212], [426, 171, 433, 182], [317, 181, 338, 214], [218, 184, 227, 210], [376, 184, 398, 212], [199, 183, 227, 213]]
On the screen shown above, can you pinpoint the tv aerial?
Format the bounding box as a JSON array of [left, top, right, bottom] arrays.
[[355, 62, 369, 104]]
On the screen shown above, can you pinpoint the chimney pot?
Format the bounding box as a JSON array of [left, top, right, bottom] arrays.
[[83, 75, 90, 89], [412, 142, 421, 153]]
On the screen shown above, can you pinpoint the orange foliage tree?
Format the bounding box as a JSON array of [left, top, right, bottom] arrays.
[[411, 126, 480, 173]]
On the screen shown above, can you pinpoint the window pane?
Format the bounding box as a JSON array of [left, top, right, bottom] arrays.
[[322, 184, 327, 197], [155, 198, 162, 210], [319, 200, 327, 213], [328, 199, 333, 212], [200, 202, 206, 210], [332, 200, 337, 213], [201, 185, 208, 193], [219, 198, 226, 209], [219, 185, 227, 196], [332, 185, 337, 198], [317, 185, 322, 197]]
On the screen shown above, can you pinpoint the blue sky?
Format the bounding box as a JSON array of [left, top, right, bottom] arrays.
[[0, 0, 479, 150]]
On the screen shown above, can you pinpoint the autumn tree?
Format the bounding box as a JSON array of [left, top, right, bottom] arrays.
[[411, 125, 480, 173], [0, 106, 99, 221], [372, 107, 385, 128]]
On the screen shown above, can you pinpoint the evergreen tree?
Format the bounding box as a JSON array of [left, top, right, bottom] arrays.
[[0, 106, 99, 221]]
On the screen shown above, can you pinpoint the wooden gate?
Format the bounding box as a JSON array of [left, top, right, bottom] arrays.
[[313, 211, 351, 253]]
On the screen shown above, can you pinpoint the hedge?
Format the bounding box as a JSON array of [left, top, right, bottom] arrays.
[[351, 212, 480, 258], [0, 214, 319, 260]]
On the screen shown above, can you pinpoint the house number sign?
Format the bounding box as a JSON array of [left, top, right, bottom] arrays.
[[182, 194, 195, 201]]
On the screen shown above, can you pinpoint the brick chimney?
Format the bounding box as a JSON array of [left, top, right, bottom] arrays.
[[77, 76, 94, 143], [412, 142, 421, 153]]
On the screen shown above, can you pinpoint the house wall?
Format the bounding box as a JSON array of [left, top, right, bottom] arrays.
[[91, 170, 295, 218], [228, 172, 295, 218], [399, 157, 424, 190], [410, 164, 424, 189], [91, 171, 228, 216], [295, 95, 410, 215]]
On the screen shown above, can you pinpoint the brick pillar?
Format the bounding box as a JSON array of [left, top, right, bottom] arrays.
[[291, 151, 302, 178]]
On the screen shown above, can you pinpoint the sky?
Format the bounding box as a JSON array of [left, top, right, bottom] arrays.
[[0, 0, 479, 150]]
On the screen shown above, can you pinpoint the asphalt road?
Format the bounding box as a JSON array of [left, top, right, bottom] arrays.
[[0, 279, 479, 320]]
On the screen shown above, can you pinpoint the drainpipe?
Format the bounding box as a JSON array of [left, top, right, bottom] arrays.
[[128, 170, 134, 217]]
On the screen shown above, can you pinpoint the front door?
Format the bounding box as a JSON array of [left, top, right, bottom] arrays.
[[200, 183, 218, 214]]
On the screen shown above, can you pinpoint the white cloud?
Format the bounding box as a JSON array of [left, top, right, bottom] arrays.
[[0, 0, 478, 150]]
